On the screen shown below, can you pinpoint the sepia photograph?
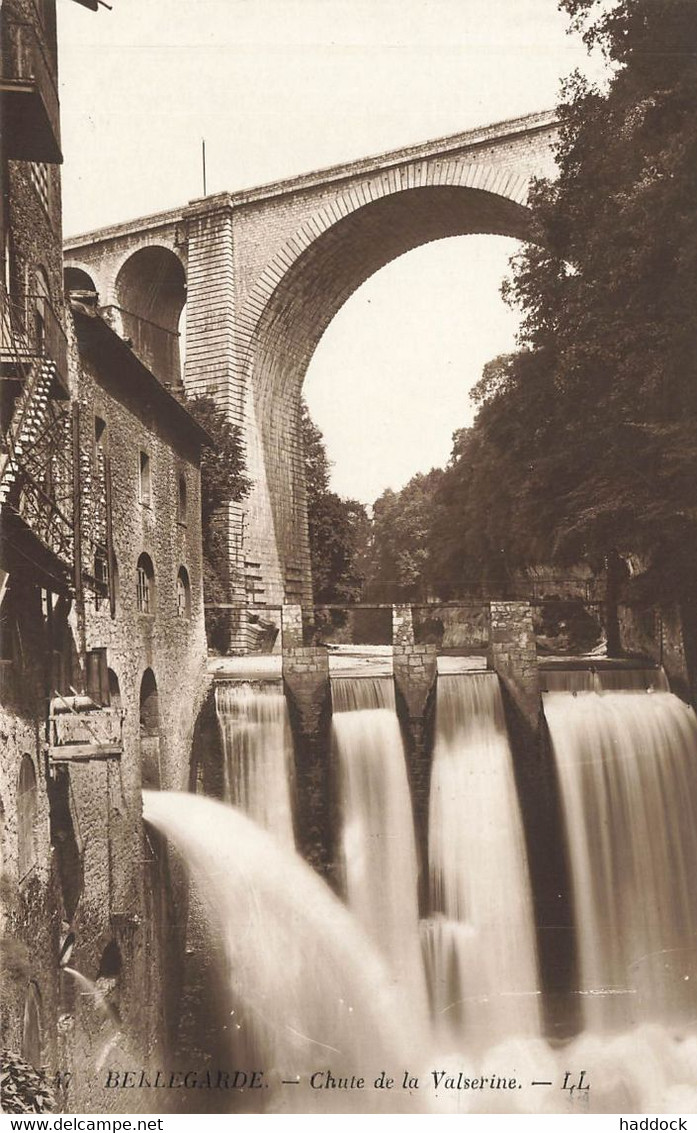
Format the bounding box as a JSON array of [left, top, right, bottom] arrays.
[[1, 0, 696, 1120]]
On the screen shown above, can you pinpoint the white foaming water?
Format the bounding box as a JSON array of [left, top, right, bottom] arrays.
[[424, 673, 541, 1050], [145, 670, 697, 1114], [214, 681, 295, 845], [142, 790, 425, 1113], [331, 676, 429, 1026], [545, 690, 697, 1032]]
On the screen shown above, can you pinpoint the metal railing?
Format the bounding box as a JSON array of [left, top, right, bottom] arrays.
[[1, 288, 68, 391], [99, 305, 182, 386]]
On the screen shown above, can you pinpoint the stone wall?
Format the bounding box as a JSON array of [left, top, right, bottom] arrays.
[[282, 646, 333, 882], [65, 112, 558, 612], [618, 602, 692, 704], [24, 320, 211, 1112], [488, 601, 540, 728]]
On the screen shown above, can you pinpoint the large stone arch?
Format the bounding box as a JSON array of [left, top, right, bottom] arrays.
[[110, 245, 187, 386], [63, 112, 558, 618], [239, 167, 534, 606]]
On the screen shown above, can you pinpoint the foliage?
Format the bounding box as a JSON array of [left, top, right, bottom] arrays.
[[0, 1050, 55, 1113], [495, 0, 697, 596], [301, 402, 370, 605], [365, 469, 444, 601], [428, 0, 697, 607], [185, 395, 250, 524], [185, 395, 251, 649]]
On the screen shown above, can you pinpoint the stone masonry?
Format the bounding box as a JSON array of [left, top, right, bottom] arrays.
[[488, 601, 540, 728], [65, 112, 559, 619]]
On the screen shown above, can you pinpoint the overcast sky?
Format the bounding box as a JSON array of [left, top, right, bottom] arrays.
[[57, 0, 603, 505]]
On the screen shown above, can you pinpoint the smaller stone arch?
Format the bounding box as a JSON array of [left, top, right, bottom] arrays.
[[64, 265, 98, 299], [97, 939, 122, 980], [113, 245, 186, 386], [96, 939, 123, 1022]]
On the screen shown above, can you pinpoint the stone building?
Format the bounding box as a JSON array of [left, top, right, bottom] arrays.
[[1, 0, 211, 1111]]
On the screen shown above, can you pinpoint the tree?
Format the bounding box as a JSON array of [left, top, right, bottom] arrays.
[[365, 469, 444, 601], [185, 395, 251, 647], [301, 401, 369, 604], [476, 0, 697, 614]]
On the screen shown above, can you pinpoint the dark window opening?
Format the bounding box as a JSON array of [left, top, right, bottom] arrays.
[[139, 451, 151, 507], [136, 553, 155, 615], [176, 566, 191, 619]]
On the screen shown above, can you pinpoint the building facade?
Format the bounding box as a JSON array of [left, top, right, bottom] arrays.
[[1, 0, 211, 1111]]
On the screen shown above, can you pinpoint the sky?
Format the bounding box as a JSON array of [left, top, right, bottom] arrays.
[[57, 0, 604, 506]]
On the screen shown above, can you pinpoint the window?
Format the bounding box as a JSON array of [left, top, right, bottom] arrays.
[[17, 755, 37, 880], [34, 267, 50, 354], [176, 566, 191, 619], [94, 416, 107, 473], [86, 648, 109, 706], [29, 163, 50, 214], [139, 451, 151, 507], [136, 553, 155, 615], [178, 474, 187, 525], [22, 982, 43, 1070], [94, 550, 108, 610]]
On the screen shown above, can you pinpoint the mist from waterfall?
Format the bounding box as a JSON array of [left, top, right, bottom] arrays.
[[142, 790, 425, 1113], [155, 665, 697, 1114]]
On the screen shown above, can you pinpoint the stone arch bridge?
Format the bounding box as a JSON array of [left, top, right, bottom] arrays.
[[65, 109, 558, 615]]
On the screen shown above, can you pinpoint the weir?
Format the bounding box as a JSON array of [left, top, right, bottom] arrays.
[[147, 659, 697, 1113]]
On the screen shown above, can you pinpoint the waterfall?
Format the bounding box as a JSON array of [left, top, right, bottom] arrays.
[[540, 667, 668, 693], [142, 790, 425, 1113], [545, 689, 697, 1032], [331, 676, 428, 1023], [214, 681, 295, 845], [424, 673, 541, 1050]]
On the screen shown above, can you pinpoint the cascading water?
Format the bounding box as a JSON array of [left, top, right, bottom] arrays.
[[423, 672, 541, 1050], [214, 681, 295, 845], [331, 676, 428, 1024], [545, 688, 697, 1033], [541, 667, 669, 693], [142, 790, 425, 1114], [149, 663, 697, 1114]]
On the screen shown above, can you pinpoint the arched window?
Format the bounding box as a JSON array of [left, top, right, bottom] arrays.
[[139, 451, 151, 507], [136, 553, 155, 615], [139, 669, 160, 789], [97, 941, 123, 1018], [22, 982, 43, 1069], [98, 940, 122, 980], [177, 474, 187, 525], [176, 566, 191, 619], [108, 669, 122, 711], [17, 755, 37, 879], [94, 550, 108, 610]]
